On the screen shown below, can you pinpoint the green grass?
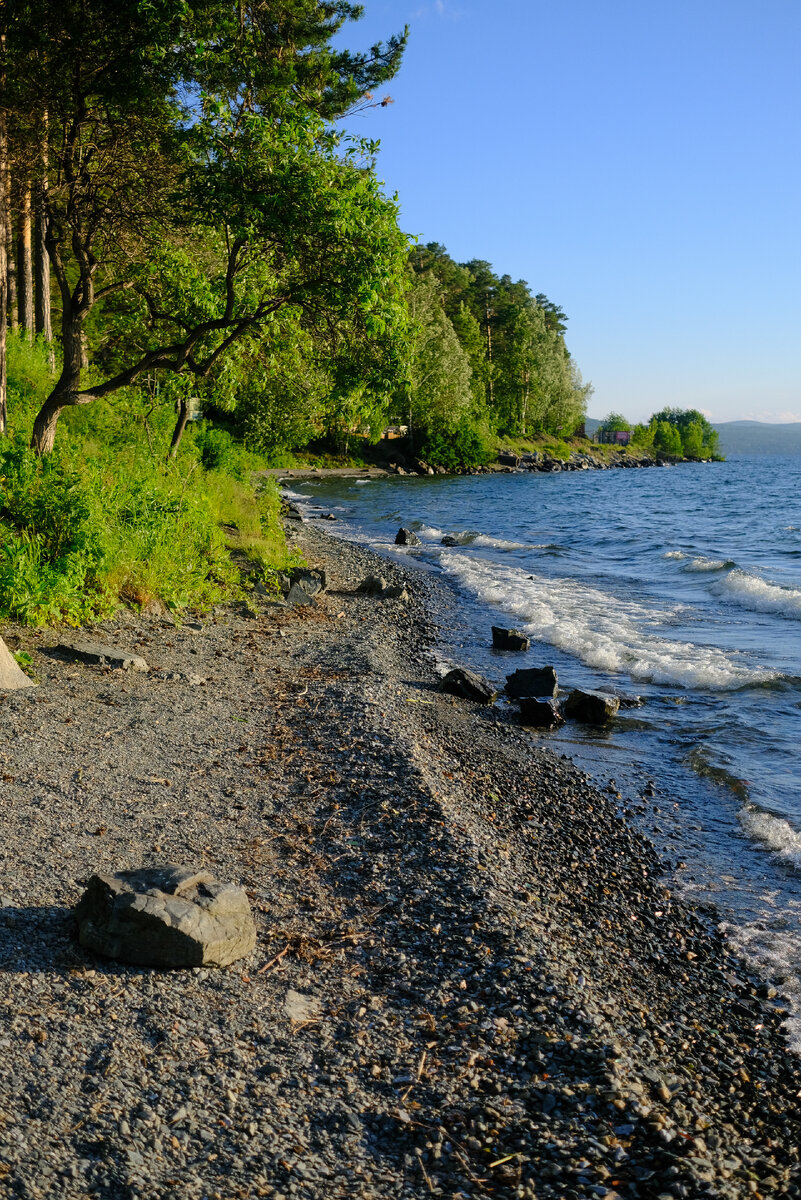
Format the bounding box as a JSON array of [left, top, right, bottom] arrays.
[[0, 333, 299, 626]]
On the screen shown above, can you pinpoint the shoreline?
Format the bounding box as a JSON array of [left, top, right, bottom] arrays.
[[0, 523, 798, 1198], [258, 446, 710, 487]]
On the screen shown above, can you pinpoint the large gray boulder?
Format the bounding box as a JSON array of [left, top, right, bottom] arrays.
[[75, 866, 257, 968], [55, 640, 149, 672], [356, 576, 409, 602], [440, 668, 497, 705], [285, 582, 317, 607], [563, 689, 620, 724], [289, 567, 327, 596], [0, 638, 36, 691], [505, 666, 558, 698]]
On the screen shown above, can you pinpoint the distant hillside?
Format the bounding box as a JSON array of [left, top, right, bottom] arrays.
[[712, 421, 801, 455]]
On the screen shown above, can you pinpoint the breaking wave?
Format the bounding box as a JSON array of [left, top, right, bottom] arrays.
[[716, 570, 801, 619], [439, 555, 776, 690], [741, 809, 801, 870], [683, 556, 736, 572]]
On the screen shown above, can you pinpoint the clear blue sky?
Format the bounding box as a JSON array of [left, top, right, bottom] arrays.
[[337, 0, 801, 423]]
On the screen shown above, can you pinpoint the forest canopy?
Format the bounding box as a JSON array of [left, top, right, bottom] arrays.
[[0, 2, 591, 465]]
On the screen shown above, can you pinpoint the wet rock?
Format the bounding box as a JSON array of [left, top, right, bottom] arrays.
[[505, 666, 558, 699], [440, 668, 498, 705], [75, 866, 256, 968], [564, 688, 621, 723], [0, 638, 36, 691], [395, 527, 421, 546], [518, 697, 564, 727], [491, 627, 530, 652], [54, 640, 149, 673]]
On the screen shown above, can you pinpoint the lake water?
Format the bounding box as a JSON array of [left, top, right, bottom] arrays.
[[283, 456, 801, 1046]]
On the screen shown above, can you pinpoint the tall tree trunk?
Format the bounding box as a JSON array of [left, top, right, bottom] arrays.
[[0, 25, 7, 433], [34, 118, 52, 358], [5, 207, 16, 332], [30, 315, 83, 454], [16, 178, 33, 338], [0, 108, 6, 436], [168, 397, 190, 458]]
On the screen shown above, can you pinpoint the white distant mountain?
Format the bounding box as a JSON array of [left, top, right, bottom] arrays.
[[585, 417, 801, 455]]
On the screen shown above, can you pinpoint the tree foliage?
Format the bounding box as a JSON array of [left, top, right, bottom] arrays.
[[3, 0, 410, 452], [408, 243, 590, 440]]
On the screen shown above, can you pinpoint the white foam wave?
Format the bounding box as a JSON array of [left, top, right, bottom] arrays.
[[741, 809, 801, 869], [355, 479, 373, 485], [718, 916, 801, 1052], [472, 533, 528, 551], [663, 551, 686, 559], [418, 524, 444, 539], [684, 556, 734, 573], [440, 555, 775, 690], [717, 570, 801, 619], [280, 488, 309, 502]]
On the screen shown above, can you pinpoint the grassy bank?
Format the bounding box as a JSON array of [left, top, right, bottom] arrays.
[[0, 335, 298, 626]]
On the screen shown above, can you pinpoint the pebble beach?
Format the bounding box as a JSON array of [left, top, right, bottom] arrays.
[[0, 521, 799, 1200]]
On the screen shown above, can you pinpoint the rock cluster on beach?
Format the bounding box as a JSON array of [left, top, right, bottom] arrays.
[[0, 524, 798, 1199]]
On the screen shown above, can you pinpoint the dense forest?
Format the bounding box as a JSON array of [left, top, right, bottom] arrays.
[[0, 0, 593, 622]]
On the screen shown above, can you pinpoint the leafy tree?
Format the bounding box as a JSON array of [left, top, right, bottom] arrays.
[[4, 0, 409, 453], [400, 273, 473, 440], [652, 420, 683, 455], [649, 406, 719, 457], [598, 411, 630, 432]]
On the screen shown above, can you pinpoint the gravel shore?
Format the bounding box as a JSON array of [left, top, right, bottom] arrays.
[[0, 521, 799, 1200]]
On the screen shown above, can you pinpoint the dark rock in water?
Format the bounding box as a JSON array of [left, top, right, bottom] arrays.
[[505, 666, 558, 698], [289, 567, 327, 596], [286, 582, 316, 607], [497, 452, 520, 467], [440, 668, 498, 705], [563, 688, 620, 723], [492, 627, 530, 652], [518, 697, 564, 728], [321, 512, 337, 521], [441, 535, 459, 546], [54, 640, 149, 673], [75, 866, 256, 968], [395, 527, 421, 546]]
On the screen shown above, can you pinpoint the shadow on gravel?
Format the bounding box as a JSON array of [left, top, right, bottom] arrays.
[[0, 905, 115, 975]]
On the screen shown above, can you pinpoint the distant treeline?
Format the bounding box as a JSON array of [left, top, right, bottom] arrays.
[[595, 409, 721, 459]]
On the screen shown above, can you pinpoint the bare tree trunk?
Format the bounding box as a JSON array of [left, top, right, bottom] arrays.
[[16, 178, 33, 338], [168, 397, 190, 458], [34, 118, 52, 359], [30, 314, 83, 454], [5, 206, 16, 332], [0, 107, 6, 436]]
